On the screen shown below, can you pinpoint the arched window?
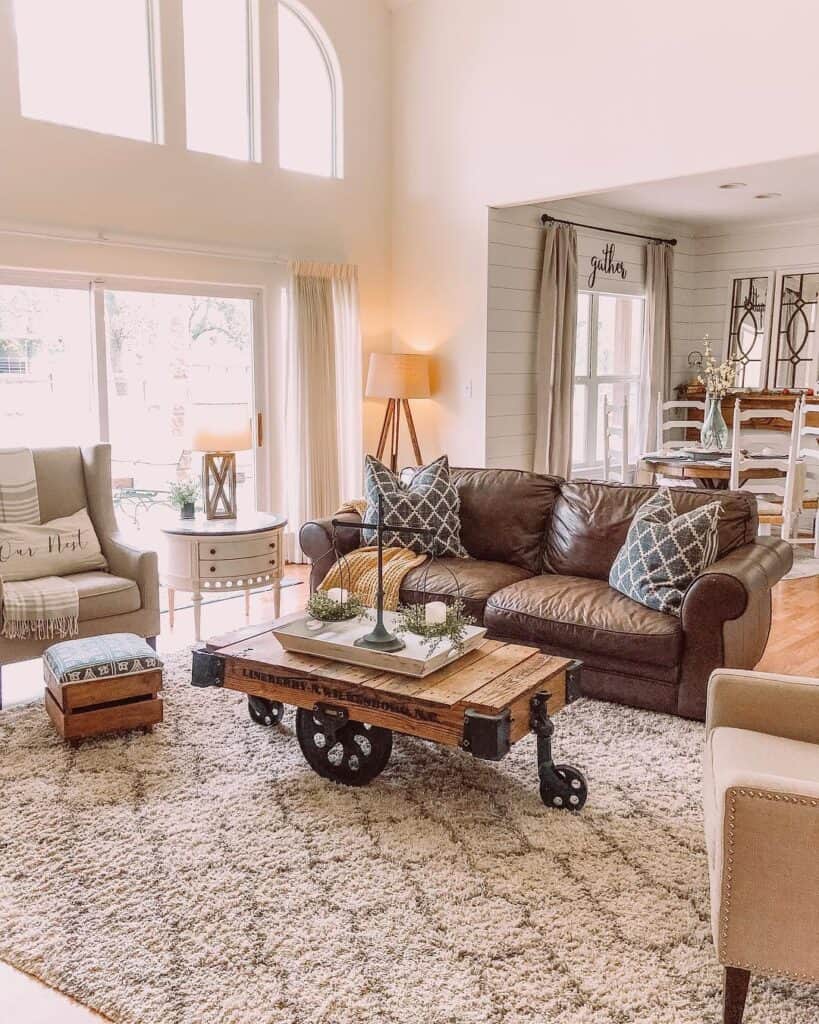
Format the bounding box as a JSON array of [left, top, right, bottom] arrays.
[[278, 1, 343, 179]]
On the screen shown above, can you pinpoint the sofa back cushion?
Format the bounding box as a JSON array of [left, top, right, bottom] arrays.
[[545, 480, 758, 581], [451, 467, 563, 573]]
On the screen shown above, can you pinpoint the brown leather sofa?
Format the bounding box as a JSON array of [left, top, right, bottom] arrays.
[[299, 468, 793, 721]]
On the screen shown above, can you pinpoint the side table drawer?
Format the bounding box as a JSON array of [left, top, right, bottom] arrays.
[[198, 534, 279, 561], [199, 552, 281, 580]]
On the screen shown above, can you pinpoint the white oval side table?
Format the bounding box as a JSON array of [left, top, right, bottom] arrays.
[[160, 513, 287, 642]]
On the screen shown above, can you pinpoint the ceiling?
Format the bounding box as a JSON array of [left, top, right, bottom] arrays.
[[578, 153, 819, 231]]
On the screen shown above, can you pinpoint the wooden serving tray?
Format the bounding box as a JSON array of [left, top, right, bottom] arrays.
[[271, 611, 487, 677]]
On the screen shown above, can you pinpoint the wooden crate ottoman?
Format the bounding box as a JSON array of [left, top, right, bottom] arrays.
[[44, 633, 163, 742]]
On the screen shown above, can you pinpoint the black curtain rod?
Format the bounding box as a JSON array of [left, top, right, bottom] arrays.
[[540, 213, 677, 247]]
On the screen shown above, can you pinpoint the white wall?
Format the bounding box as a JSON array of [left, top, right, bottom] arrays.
[[391, 0, 819, 468], [0, 0, 392, 506], [485, 198, 694, 470]]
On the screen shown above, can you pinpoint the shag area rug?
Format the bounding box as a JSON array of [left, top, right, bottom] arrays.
[[1, 649, 816, 1024]]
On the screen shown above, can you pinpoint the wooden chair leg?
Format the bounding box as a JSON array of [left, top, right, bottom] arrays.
[[723, 966, 751, 1024]]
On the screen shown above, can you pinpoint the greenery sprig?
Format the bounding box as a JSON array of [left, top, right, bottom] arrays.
[[394, 599, 475, 655], [306, 590, 366, 622]]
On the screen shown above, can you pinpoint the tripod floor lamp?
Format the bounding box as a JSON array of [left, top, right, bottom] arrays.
[[366, 353, 431, 473]]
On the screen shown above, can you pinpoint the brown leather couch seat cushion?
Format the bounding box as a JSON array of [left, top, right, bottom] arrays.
[[399, 558, 533, 621], [452, 467, 562, 574], [485, 574, 682, 668], [545, 481, 758, 581]]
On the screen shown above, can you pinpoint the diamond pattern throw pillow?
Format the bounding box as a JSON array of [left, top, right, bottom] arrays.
[[363, 455, 467, 557], [609, 488, 721, 616]]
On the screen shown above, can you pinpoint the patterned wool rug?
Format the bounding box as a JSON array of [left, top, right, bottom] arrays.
[[1, 649, 816, 1024]]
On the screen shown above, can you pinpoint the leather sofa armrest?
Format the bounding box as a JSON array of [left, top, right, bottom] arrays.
[[299, 512, 363, 592], [676, 538, 793, 720], [706, 669, 819, 745], [103, 533, 159, 611]]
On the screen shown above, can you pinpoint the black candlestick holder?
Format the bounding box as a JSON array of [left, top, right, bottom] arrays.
[[330, 493, 434, 654]]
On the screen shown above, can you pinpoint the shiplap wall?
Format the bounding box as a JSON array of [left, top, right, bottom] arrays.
[[692, 218, 819, 364], [485, 198, 695, 470]]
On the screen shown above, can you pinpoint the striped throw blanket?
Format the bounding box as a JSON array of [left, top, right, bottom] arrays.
[[0, 448, 80, 640], [320, 500, 427, 610]]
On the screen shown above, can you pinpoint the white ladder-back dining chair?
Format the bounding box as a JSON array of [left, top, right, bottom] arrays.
[[655, 392, 706, 451], [788, 396, 819, 555], [729, 397, 803, 538], [602, 394, 630, 483]]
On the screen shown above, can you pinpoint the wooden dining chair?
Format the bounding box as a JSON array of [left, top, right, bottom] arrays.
[[729, 397, 802, 538], [602, 394, 629, 483], [655, 392, 706, 451], [785, 396, 819, 554]]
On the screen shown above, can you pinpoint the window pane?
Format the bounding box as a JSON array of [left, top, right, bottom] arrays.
[[183, 0, 251, 160], [572, 383, 587, 466], [105, 291, 256, 534], [575, 292, 590, 376], [278, 3, 334, 177], [596, 295, 643, 376], [14, 0, 154, 141], [0, 285, 96, 446]]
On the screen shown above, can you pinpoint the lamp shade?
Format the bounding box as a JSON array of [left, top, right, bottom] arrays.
[[189, 403, 252, 452], [366, 353, 431, 399]]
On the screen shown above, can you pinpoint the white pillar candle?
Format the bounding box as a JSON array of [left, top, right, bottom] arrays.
[[326, 587, 349, 604], [425, 601, 447, 625]]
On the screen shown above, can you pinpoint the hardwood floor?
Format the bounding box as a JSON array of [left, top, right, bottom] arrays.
[[2, 569, 817, 1023]]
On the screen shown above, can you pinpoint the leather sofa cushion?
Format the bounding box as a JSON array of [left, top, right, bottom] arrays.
[[485, 574, 682, 668], [400, 557, 533, 621], [545, 481, 758, 581], [65, 571, 142, 621], [451, 467, 563, 574]]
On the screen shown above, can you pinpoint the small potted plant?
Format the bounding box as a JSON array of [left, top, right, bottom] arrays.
[[168, 479, 200, 520]]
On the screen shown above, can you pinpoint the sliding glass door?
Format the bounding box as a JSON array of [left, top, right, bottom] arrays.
[[0, 273, 266, 530]]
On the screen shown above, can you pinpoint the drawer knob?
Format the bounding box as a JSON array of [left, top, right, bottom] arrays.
[[269, 560, 276, 566], [210, 548, 216, 555], [209, 566, 216, 573], [269, 542, 276, 549]]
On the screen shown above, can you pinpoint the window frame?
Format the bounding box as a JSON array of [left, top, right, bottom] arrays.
[[572, 290, 644, 475], [277, 0, 344, 179], [13, 0, 164, 144], [0, 269, 272, 511]]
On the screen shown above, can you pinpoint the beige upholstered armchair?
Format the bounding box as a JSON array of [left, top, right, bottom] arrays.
[[703, 668, 819, 1023], [0, 445, 160, 703]]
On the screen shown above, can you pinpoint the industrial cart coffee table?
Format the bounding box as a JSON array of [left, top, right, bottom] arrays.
[[192, 623, 588, 810]]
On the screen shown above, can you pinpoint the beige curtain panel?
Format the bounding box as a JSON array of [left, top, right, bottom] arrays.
[[637, 242, 674, 454], [534, 223, 578, 478], [285, 260, 362, 562]]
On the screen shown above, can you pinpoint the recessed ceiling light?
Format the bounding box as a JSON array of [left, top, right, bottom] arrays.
[[718, 182, 747, 189], [754, 192, 783, 199]]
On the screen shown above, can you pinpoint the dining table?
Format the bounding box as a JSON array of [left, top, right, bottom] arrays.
[[639, 453, 788, 490]]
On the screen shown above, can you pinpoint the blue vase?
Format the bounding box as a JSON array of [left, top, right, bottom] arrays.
[[701, 396, 729, 450]]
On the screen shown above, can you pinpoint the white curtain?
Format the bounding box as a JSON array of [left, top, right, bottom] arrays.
[[637, 242, 674, 454], [534, 223, 578, 478], [285, 261, 362, 561]]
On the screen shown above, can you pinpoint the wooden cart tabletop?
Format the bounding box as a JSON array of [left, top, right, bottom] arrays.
[[205, 620, 570, 746]]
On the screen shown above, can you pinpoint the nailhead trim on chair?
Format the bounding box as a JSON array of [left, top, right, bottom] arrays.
[[720, 787, 819, 984]]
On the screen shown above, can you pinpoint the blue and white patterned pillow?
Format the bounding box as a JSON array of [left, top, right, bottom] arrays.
[[363, 455, 467, 557], [609, 489, 721, 616]]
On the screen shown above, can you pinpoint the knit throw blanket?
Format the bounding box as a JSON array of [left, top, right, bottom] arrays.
[[320, 500, 427, 611], [0, 448, 79, 641]]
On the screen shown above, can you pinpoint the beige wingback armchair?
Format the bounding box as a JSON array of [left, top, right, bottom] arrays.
[[703, 668, 819, 1023], [0, 444, 160, 702]]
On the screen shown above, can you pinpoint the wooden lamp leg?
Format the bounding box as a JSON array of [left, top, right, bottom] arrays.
[[375, 399, 395, 464], [723, 967, 750, 1024], [402, 399, 423, 466], [390, 397, 401, 473]]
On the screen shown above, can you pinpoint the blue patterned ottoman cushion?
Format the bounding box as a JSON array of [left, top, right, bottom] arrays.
[[44, 633, 162, 684], [609, 488, 721, 616]]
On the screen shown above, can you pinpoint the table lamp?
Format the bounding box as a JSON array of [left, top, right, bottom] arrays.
[[366, 352, 431, 473], [189, 403, 252, 520]]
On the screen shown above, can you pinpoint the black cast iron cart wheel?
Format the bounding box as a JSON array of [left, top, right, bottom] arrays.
[[539, 764, 588, 811], [247, 695, 284, 727], [296, 705, 392, 786]]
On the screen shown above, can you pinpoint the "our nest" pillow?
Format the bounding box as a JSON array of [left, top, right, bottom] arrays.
[[0, 508, 108, 582]]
